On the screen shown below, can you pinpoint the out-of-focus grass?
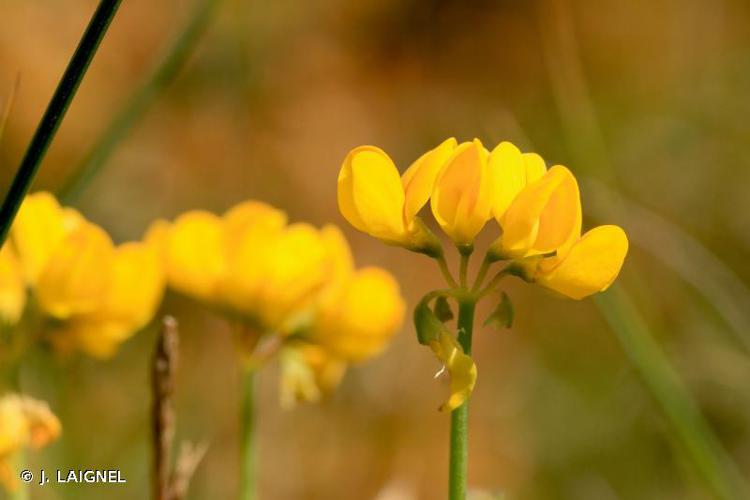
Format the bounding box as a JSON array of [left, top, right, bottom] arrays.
[[59, 0, 222, 203], [595, 286, 748, 499]]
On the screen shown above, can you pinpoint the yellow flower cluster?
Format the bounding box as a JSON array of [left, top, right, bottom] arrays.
[[338, 138, 628, 299], [338, 138, 629, 410], [0, 393, 60, 491], [146, 201, 405, 404], [0, 192, 165, 357]]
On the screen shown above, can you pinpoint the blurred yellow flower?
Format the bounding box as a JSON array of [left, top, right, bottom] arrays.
[[0, 246, 25, 325], [313, 266, 405, 362], [150, 202, 405, 405], [337, 139, 455, 254], [0, 394, 60, 492], [431, 139, 493, 247], [279, 342, 346, 408], [149, 202, 330, 332], [8, 192, 165, 358]]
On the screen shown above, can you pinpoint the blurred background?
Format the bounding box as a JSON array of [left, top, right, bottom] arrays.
[[2, 0, 750, 498]]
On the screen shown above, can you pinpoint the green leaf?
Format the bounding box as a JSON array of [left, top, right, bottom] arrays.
[[433, 296, 454, 322], [484, 292, 514, 329], [414, 293, 450, 345]]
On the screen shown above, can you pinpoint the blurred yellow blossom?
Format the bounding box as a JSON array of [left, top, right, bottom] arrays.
[[279, 342, 346, 407], [313, 266, 405, 362], [7, 192, 165, 357], [149, 200, 405, 405], [0, 245, 25, 325], [0, 394, 60, 492]]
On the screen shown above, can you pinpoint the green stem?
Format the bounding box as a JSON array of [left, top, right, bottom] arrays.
[[240, 368, 258, 500], [436, 254, 458, 289], [0, 0, 123, 246], [449, 300, 476, 500], [10, 450, 29, 500], [477, 268, 511, 300], [58, 0, 222, 202], [459, 254, 470, 289], [471, 256, 491, 293]]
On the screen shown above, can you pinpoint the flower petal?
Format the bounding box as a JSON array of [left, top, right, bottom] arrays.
[[337, 146, 406, 242], [537, 225, 628, 300], [164, 210, 226, 301], [497, 165, 580, 257], [313, 267, 404, 362], [96, 242, 165, 330], [431, 139, 491, 245], [402, 137, 457, 225], [36, 222, 115, 319], [429, 330, 477, 412], [10, 192, 70, 285]]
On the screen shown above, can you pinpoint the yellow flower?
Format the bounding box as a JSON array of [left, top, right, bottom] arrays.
[[337, 139, 456, 254], [312, 266, 405, 362], [530, 225, 629, 300], [0, 245, 26, 325], [9, 192, 164, 358], [0, 394, 60, 492], [490, 165, 581, 259], [279, 342, 346, 407], [431, 139, 493, 248], [152, 201, 332, 333]]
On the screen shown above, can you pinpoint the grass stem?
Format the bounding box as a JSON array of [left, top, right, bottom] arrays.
[[0, 0, 123, 245]]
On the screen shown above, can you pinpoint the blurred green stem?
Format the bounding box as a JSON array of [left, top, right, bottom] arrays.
[[0, 0, 123, 246], [58, 0, 222, 203], [240, 368, 258, 500], [595, 286, 749, 500], [10, 451, 29, 500], [449, 299, 475, 500]]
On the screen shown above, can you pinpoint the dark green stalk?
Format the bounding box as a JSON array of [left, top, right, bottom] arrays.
[[58, 0, 221, 202], [449, 299, 476, 500], [240, 368, 258, 500], [595, 286, 749, 500], [0, 0, 123, 246]]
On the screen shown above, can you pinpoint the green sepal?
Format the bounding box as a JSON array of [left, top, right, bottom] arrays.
[[484, 292, 514, 329], [414, 293, 449, 345], [433, 296, 454, 322]]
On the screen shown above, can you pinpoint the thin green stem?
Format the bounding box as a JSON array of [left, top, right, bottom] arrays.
[[240, 368, 258, 500], [477, 268, 511, 300], [58, 0, 222, 202], [0, 0, 123, 246], [471, 255, 492, 293], [595, 286, 749, 500], [10, 451, 29, 500], [436, 254, 458, 289], [449, 299, 476, 500], [459, 254, 470, 289]]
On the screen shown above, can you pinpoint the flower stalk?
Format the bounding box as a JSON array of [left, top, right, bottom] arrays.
[[240, 368, 258, 500], [449, 299, 476, 500]]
